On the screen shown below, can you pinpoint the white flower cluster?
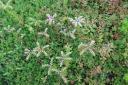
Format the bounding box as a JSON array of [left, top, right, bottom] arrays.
[[60, 29, 76, 39], [46, 14, 85, 27], [78, 40, 96, 56], [24, 42, 49, 60], [68, 16, 85, 27], [46, 13, 57, 25], [44, 13, 86, 40], [38, 28, 49, 38], [42, 51, 72, 83], [0, 0, 13, 10], [25, 13, 92, 60], [23, 13, 115, 83], [99, 43, 114, 60], [56, 51, 72, 67]]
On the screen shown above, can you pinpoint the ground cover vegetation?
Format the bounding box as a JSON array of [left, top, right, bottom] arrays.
[[0, 0, 128, 85]]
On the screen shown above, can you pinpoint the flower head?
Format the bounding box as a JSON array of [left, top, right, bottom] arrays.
[[42, 58, 68, 83], [69, 16, 85, 27], [69, 29, 76, 39], [56, 51, 72, 67], [78, 40, 95, 56], [99, 43, 114, 60], [38, 28, 49, 38], [3, 25, 15, 32], [60, 29, 76, 39], [24, 48, 32, 60], [0, 0, 13, 10], [46, 13, 57, 25], [33, 42, 49, 57], [42, 58, 55, 75], [60, 29, 67, 36]]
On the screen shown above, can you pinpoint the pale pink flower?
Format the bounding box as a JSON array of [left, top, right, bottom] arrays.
[[46, 13, 57, 25]]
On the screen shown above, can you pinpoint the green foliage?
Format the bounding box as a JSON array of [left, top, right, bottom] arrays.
[[63, 0, 68, 6], [0, 0, 128, 85], [120, 18, 128, 33], [124, 73, 128, 82]]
